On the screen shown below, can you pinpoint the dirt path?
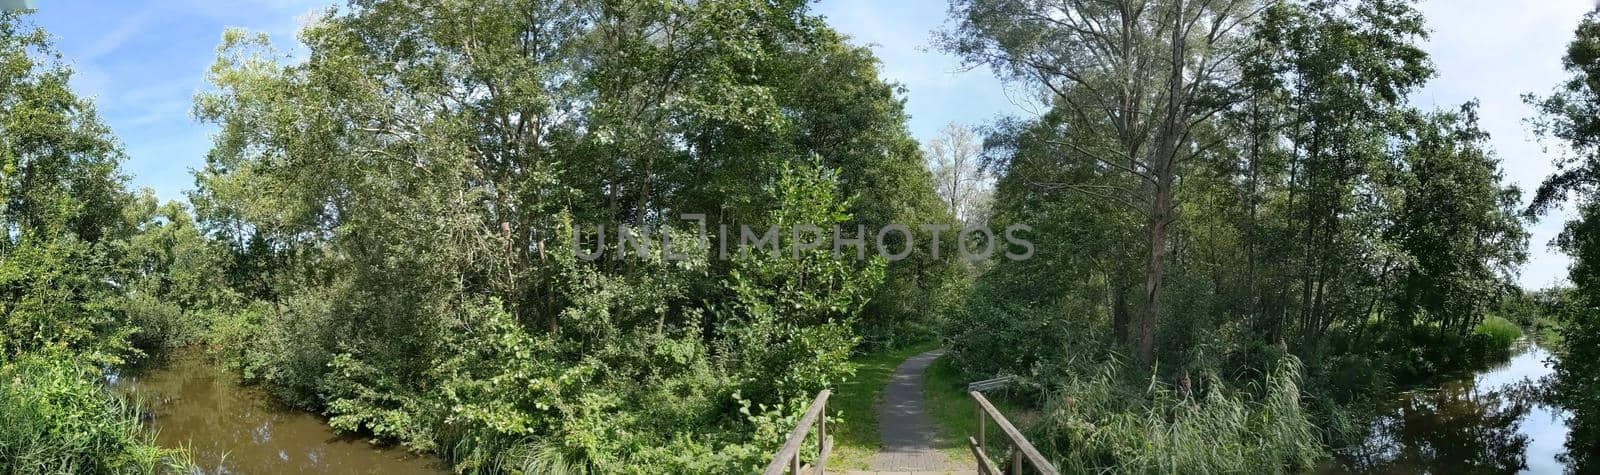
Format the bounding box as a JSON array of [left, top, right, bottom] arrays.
[[865, 348, 958, 472]]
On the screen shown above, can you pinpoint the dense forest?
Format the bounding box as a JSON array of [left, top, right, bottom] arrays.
[[2, 0, 1600, 473]]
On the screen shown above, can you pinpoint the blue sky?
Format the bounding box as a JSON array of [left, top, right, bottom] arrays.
[[27, 0, 324, 200], [25, 0, 1594, 289]]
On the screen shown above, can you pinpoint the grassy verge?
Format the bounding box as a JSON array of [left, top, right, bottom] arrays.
[[923, 355, 1031, 464], [828, 341, 941, 470]]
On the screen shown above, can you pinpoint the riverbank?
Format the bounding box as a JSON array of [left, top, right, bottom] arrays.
[[112, 349, 445, 474]]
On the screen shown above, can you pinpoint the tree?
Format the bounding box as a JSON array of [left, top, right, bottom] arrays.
[[942, 2, 1531, 469], [0, 11, 189, 472], [115, 191, 235, 349], [1251, 0, 1434, 349], [940, 0, 1259, 365], [0, 10, 135, 363], [1526, 10, 1600, 471], [1387, 104, 1527, 334], [928, 122, 991, 224], [189, 0, 942, 470]]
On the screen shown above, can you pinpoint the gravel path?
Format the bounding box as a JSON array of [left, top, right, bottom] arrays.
[[866, 348, 959, 472]]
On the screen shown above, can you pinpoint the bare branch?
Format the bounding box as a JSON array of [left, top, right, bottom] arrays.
[[1042, 137, 1158, 184], [1032, 180, 1152, 216]]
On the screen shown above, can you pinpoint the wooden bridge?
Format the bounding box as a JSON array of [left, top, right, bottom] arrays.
[[763, 375, 1059, 475]]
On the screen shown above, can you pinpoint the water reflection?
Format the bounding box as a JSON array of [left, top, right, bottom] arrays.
[[114, 350, 445, 474], [1326, 342, 1571, 474]]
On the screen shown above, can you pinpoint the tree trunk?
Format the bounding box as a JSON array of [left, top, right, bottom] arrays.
[[1137, 0, 1186, 367], [1113, 280, 1131, 344], [1139, 183, 1170, 365]]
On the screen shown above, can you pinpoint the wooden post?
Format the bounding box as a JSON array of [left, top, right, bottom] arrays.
[[763, 390, 832, 475], [817, 398, 827, 475], [968, 390, 1060, 475], [978, 406, 986, 447]]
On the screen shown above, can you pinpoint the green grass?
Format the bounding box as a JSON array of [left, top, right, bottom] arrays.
[[924, 354, 1030, 463], [1539, 323, 1565, 347], [828, 341, 941, 470], [1525, 315, 1565, 348], [1475, 315, 1523, 349], [831, 343, 1048, 471]]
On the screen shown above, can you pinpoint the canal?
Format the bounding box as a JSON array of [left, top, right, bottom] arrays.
[[111, 350, 446, 474], [1324, 340, 1570, 473]]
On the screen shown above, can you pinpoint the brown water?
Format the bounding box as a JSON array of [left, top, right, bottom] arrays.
[[110, 351, 447, 474], [1322, 340, 1571, 474]]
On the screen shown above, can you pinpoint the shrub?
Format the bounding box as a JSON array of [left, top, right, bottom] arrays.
[[0, 350, 189, 474], [226, 287, 339, 408], [120, 293, 190, 350], [256, 164, 882, 473]]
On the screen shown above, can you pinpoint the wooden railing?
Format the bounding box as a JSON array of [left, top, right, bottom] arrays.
[[968, 376, 1015, 392], [763, 389, 833, 475], [969, 390, 1059, 475]]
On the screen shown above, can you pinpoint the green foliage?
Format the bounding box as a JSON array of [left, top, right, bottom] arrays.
[[1030, 356, 1322, 473], [1474, 316, 1522, 350], [114, 191, 238, 350], [0, 236, 134, 364], [936, 0, 1529, 471], [0, 14, 235, 473], [179, 0, 935, 471], [717, 162, 883, 401], [1547, 204, 1600, 471], [0, 0, 1567, 472], [0, 11, 139, 364], [1526, 11, 1600, 471], [1387, 104, 1529, 333], [0, 350, 189, 474], [1319, 322, 1512, 395]]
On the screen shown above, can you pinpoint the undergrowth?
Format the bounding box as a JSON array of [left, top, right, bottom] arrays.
[[0, 350, 192, 474], [1029, 356, 1323, 474]]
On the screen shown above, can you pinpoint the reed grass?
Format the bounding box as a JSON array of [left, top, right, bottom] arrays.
[[0, 351, 191, 474], [1475, 315, 1523, 350], [1031, 357, 1323, 474]]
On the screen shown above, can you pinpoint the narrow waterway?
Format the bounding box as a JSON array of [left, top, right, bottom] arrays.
[[111, 351, 446, 474], [1323, 340, 1571, 474]]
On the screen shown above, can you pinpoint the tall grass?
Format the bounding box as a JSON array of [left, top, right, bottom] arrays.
[[0, 351, 190, 474], [1474, 315, 1523, 350], [1030, 357, 1323, 474]]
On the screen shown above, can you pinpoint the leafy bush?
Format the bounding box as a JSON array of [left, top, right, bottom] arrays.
[[1319, 321, 1520, 391], [115, 193, 239, 350], [0, 238, 136, 365], [193, 162, 882, 473], [0, 350, 189, 474], [225, 287, 339, 408], [715, 163, 882, 401]]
